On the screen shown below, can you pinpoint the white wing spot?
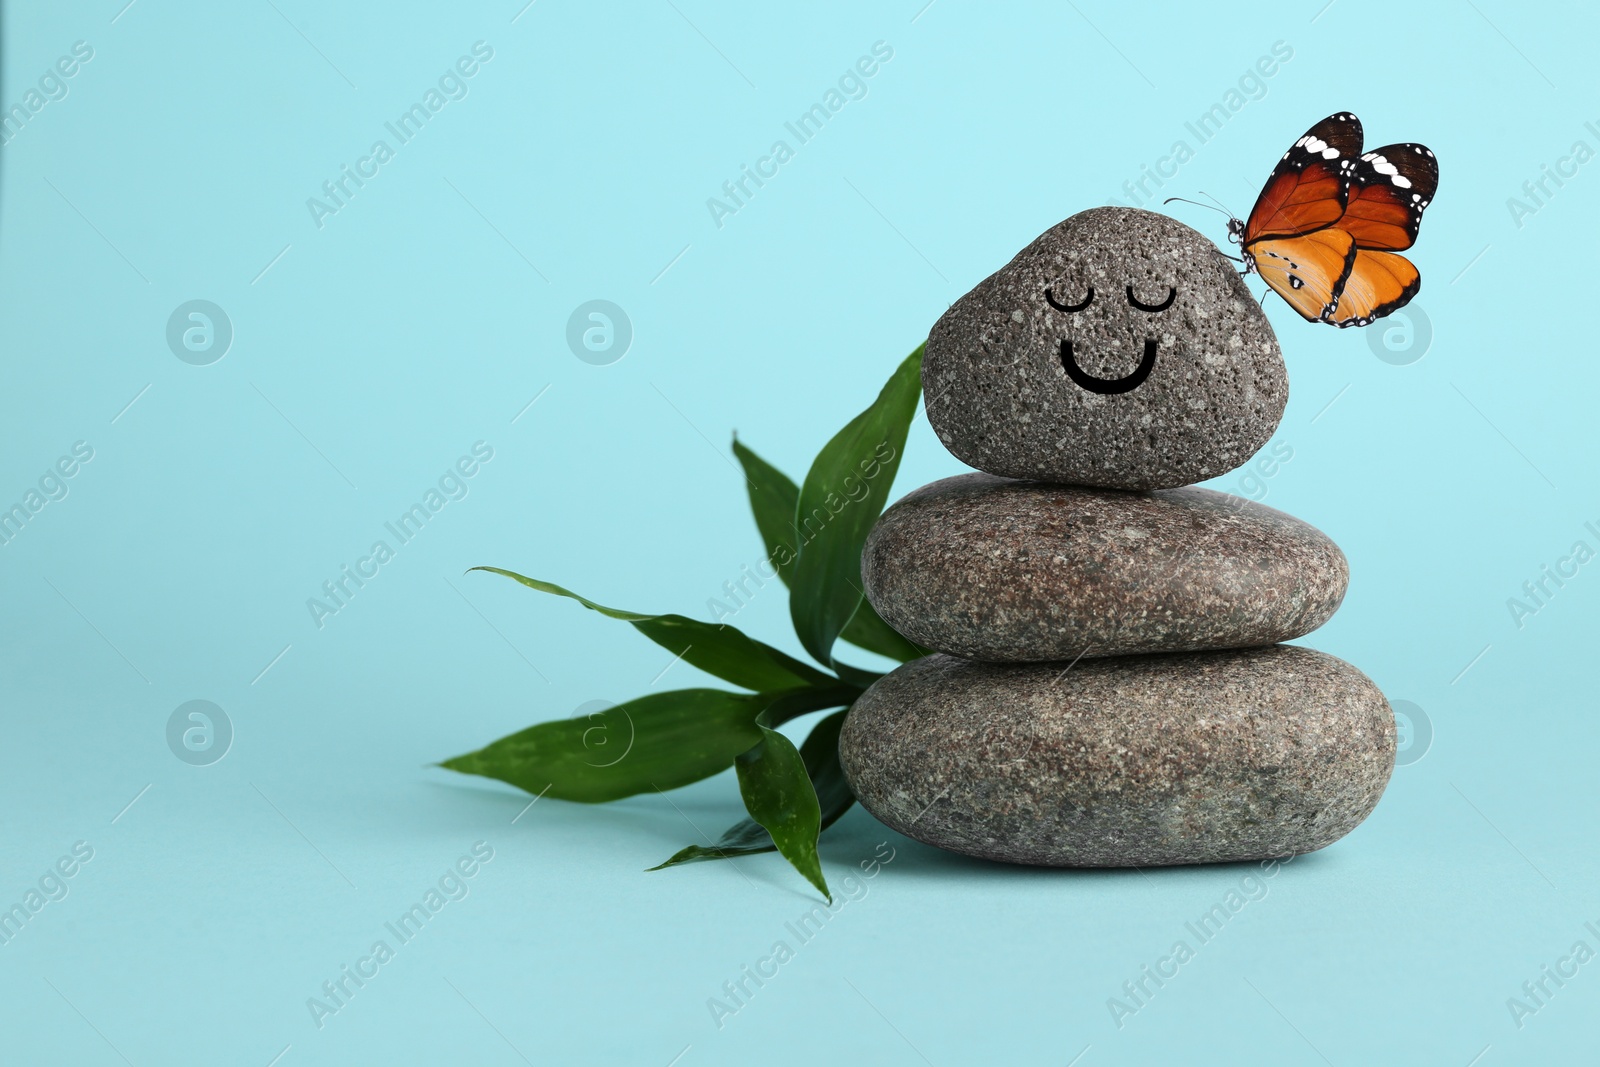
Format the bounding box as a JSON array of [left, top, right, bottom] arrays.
[[1321, 147, 1340, 159], [1392, 174, 1413, 188]]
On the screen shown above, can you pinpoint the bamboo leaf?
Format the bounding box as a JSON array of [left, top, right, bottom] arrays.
[[470, 567, 836, 692], [735, 433, 925, 664], [843, 600, 928, 664], [789, 345, 924, 665], [439, 689, 769, 803], [650, 709, 854, 870], [732, 434, 800, 587], [733, 726, 828, 899]]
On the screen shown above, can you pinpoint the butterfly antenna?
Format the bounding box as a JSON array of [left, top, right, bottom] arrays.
[[1163, 196, 1231, 219], [1198, 191, 1238, 219]]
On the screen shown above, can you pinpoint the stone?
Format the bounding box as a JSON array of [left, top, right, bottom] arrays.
[[923, 206, 1287, 490], [862, 473, 1347, 662], [838, 646, 1394, 867]]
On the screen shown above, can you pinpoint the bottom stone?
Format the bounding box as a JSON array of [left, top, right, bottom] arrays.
[[838, 646, 1395, 867]]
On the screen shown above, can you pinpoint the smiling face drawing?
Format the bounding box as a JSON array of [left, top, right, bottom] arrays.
[[921, 206, 1290, 490], [1045, 283, 1177, 395]]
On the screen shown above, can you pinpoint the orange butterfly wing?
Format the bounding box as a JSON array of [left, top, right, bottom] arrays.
[[1242, 113, 1362, 242], [1240, 114, 1364, 321], [1249, 230, 1357, 323], [1322, 143, 1438, 326], [1323, 251, 1421, 328], [1339, 143, 1439, 251]]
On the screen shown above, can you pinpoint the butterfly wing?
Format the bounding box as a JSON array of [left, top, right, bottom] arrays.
[[1322, 250, 1420, 327], [1339, 143, 1439, 251], [1321, 143, 1436, 326], [1248, 229, 1357, 323], [1242, 112, 1363, 242]]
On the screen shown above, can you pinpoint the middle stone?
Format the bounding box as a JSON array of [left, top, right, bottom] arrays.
[[862, 472, 1348, 662]]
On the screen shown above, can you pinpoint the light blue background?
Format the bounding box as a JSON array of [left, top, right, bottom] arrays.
[[2, 1, 1594, 1063]]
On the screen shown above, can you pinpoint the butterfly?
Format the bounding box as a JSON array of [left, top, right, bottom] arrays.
[[1215, 113, 1438, 327]]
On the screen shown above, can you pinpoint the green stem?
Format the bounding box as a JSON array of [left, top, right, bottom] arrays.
[[757, 684, 860, 729]]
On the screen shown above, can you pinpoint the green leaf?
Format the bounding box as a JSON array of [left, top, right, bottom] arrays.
[[438, 688, 768, 803], [732, 434, 800, 587], [650, 709, 855, 870], [734, 726, 828, 899], [843, 601, 927, 664], [470, 567, 835, 692], [789, 345, 924, 666], [735, 433, 925, 664]]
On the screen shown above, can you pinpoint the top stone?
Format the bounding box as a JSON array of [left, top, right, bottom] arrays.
[[924, 207, 1287, 490]]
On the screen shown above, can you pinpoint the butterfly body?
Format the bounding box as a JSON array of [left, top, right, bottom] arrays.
[[1226, 113, 1437, 328]]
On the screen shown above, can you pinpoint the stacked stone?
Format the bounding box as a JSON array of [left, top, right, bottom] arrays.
[[838, 208, 1395, 867]]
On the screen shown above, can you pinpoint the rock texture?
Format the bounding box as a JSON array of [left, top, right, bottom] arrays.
[[861, 473, 1347, 661], [838, 647, 1394, 867], [923, 207, 1287, 490]]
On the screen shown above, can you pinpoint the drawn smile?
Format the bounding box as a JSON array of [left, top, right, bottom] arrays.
[[1059, 338, 1158, 395]]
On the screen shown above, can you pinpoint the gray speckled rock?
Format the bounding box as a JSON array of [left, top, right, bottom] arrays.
[[862, 473, 1347, 662], [924, 207, 1286, 490], [838, 647, 1394, 866]]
